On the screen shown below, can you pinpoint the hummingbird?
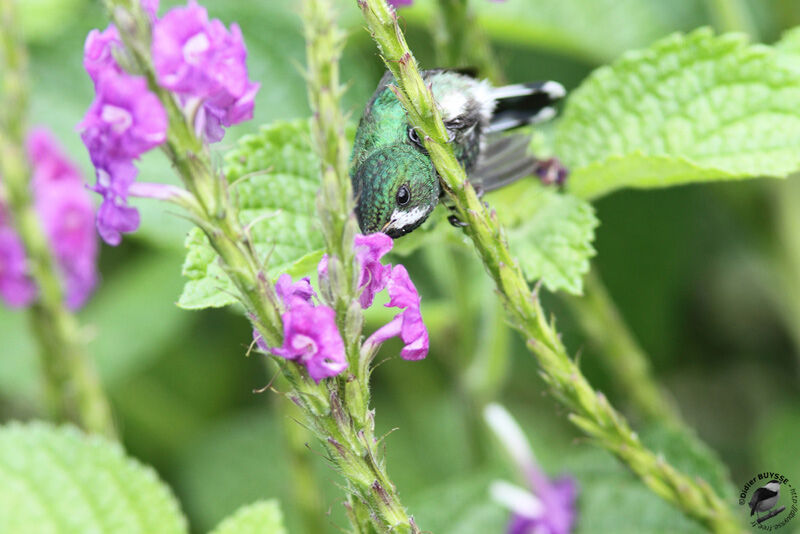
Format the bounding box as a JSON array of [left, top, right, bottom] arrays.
[[350, 69, 566, 238]]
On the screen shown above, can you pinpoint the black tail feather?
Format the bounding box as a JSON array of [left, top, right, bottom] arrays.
[[487, 81, 565, 133]]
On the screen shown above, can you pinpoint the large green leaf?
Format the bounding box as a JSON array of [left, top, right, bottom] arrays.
[[492, 181, 598, 294], [209, 501, 288, 534], [179, 120, 325, 309], [556, 28, 800, 199], [0, 422, 187, 534]]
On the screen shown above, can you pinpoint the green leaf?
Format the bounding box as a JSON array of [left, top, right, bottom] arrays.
[[556, 28, 800, 199], [179, 120, 325, 309], [492, 181, 598, 295], [209, 501, 288, 534], [0, 422, 187, 534]]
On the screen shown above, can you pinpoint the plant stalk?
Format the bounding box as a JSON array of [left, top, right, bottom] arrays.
[[356, 1, 743, 531], [0, 0, 115, 438], [304, 0, 419, 531]]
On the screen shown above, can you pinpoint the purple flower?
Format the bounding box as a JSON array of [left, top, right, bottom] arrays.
[[252, 273, 318, 352], [272, 300, 347, 383], [79, 74, 167, 245], [365, 264, 428, 360], [152, 1, 259, 142], [354, 233, 393, 308], [27, 128, 99, 309], [0, 213, 36, 308], [142, 0, 159, 18], [275, 273, 315, 306], [485, 404, 578, 534], [83, 26, 123, 87], [0, 129, 99, 309]]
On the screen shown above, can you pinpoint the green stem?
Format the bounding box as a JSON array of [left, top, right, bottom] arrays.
[[0, 0, 115, 438], [356, 1, 743, 531], [705, 0, 758, 37], [304, 1, 418, 531], [561, 270, 683, 426]]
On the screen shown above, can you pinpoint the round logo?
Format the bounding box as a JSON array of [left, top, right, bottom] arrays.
[[739, 472, 797, 531]]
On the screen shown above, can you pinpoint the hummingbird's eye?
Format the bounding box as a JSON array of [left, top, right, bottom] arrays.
[[396, 185, 410, 206], [408, 127, 422, 146]]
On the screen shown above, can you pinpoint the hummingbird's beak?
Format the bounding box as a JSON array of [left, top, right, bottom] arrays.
[[381, 220, 392, 233]]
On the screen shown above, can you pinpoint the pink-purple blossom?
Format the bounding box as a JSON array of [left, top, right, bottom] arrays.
[[354, 233, 392, 308], [152, 1, 259, 142], [253, 272, 347, 383], [485, 404, 578, 534], [79, 74, 167, 245], [83, 26, 123, 87], [272, 299, 347, 383], [0, 128, 98, 310], [275, 273, 315, 307], [365, 264, 428, 360], [0, 214, 37, 308]]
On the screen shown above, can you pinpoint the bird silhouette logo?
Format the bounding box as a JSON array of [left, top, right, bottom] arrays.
[[738, 473, 798, 530]]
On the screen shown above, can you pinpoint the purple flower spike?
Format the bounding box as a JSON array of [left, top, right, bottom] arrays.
[[272, 300, 347, 383], [387, 0, 414, 8], [354, 232, 393, 308], [485, 404, 578, 534], [365, 264, 429, 361], [27, 128, 99, 309], [152, 1, 259, 142], [0, 129, 99, 309], [0, 218, 37, 308]]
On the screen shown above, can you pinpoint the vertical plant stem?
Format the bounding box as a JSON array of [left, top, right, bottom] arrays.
[[562, 270, 683, 426], [705, 0, 758, 37], [0, 0, 115, 438], [304, 0, 418, 531], [102, 0, 417, 531], [356, 1, 744, 531]]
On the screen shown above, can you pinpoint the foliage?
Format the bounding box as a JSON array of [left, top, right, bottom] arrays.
[[556, 28, 800, 199], [3, 1, 800, 533], [179, 121, 325, 309], [0, 422, 187, 534], [209, 501, 287, 534]]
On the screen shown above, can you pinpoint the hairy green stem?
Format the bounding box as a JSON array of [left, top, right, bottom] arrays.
[[0, 0, 115, 438], [562, 270, 683, 426], [357, 1, 743, 531], [304, 0, 418, 531]]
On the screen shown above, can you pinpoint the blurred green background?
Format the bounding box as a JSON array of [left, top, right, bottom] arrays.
[[2, 0, 800, 532]]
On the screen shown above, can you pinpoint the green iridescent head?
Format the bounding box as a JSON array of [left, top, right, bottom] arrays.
[[352, 143, 439, 238], [350, 74, 441, 237]]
